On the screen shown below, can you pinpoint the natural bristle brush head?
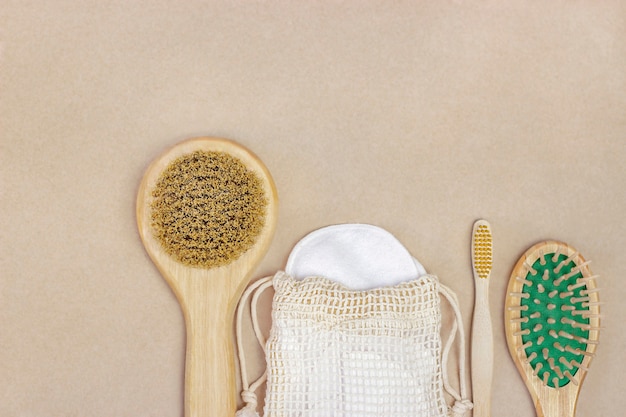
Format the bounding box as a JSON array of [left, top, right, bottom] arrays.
[[505, 241, 600, 417], [136, 137, 278, 417], [150, 150, 267, 268]]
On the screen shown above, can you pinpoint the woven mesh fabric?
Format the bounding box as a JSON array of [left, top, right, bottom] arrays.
[[263, 271, 448, 417]]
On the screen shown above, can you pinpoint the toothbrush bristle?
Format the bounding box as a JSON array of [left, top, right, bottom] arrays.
[[473, 222, 493, 279]]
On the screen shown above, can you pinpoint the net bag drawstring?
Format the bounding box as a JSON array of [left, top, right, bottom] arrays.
[[235, 276, 273, 417], [438, 282, 473, 417]]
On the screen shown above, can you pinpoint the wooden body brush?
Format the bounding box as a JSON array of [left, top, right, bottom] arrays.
[[505, 241, 600, 417], [137, 137, 278, 417]]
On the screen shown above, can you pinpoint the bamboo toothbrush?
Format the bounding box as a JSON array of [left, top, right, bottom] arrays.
[[471, 219, 494, 417], [136, 137, 278, 417], [505, 241, 600, 417]]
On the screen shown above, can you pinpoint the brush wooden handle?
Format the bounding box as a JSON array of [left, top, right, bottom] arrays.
[[154, 243, 270, 417], [471, 276, 493, 417], [178, 276, 237, 417]]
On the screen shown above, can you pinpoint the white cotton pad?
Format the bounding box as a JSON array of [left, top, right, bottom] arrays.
[[285, 223, 427, 290]]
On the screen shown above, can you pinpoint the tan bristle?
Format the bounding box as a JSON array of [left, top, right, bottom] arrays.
[[473, 222, 493, 279], [564, 371, 578, 385], [150, 150, 267, 268]]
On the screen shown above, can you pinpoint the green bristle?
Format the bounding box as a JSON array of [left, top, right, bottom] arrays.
[[520, 253, 589, 388]]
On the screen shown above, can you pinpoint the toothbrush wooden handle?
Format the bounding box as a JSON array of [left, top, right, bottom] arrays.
[[471, 276, 493, 417]]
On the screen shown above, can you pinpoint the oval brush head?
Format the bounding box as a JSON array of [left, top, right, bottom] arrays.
[[505, 241, 600, 417], [136, 137, 278, 417]]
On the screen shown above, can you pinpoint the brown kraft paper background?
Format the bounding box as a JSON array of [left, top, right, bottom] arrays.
[[2, 1, 625, 416]]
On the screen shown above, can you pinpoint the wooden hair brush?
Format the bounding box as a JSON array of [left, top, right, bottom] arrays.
[[505, 241, 600, 417]]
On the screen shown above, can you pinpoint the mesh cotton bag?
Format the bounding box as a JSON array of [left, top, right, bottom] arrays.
[[235, 271, 472, 417]]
